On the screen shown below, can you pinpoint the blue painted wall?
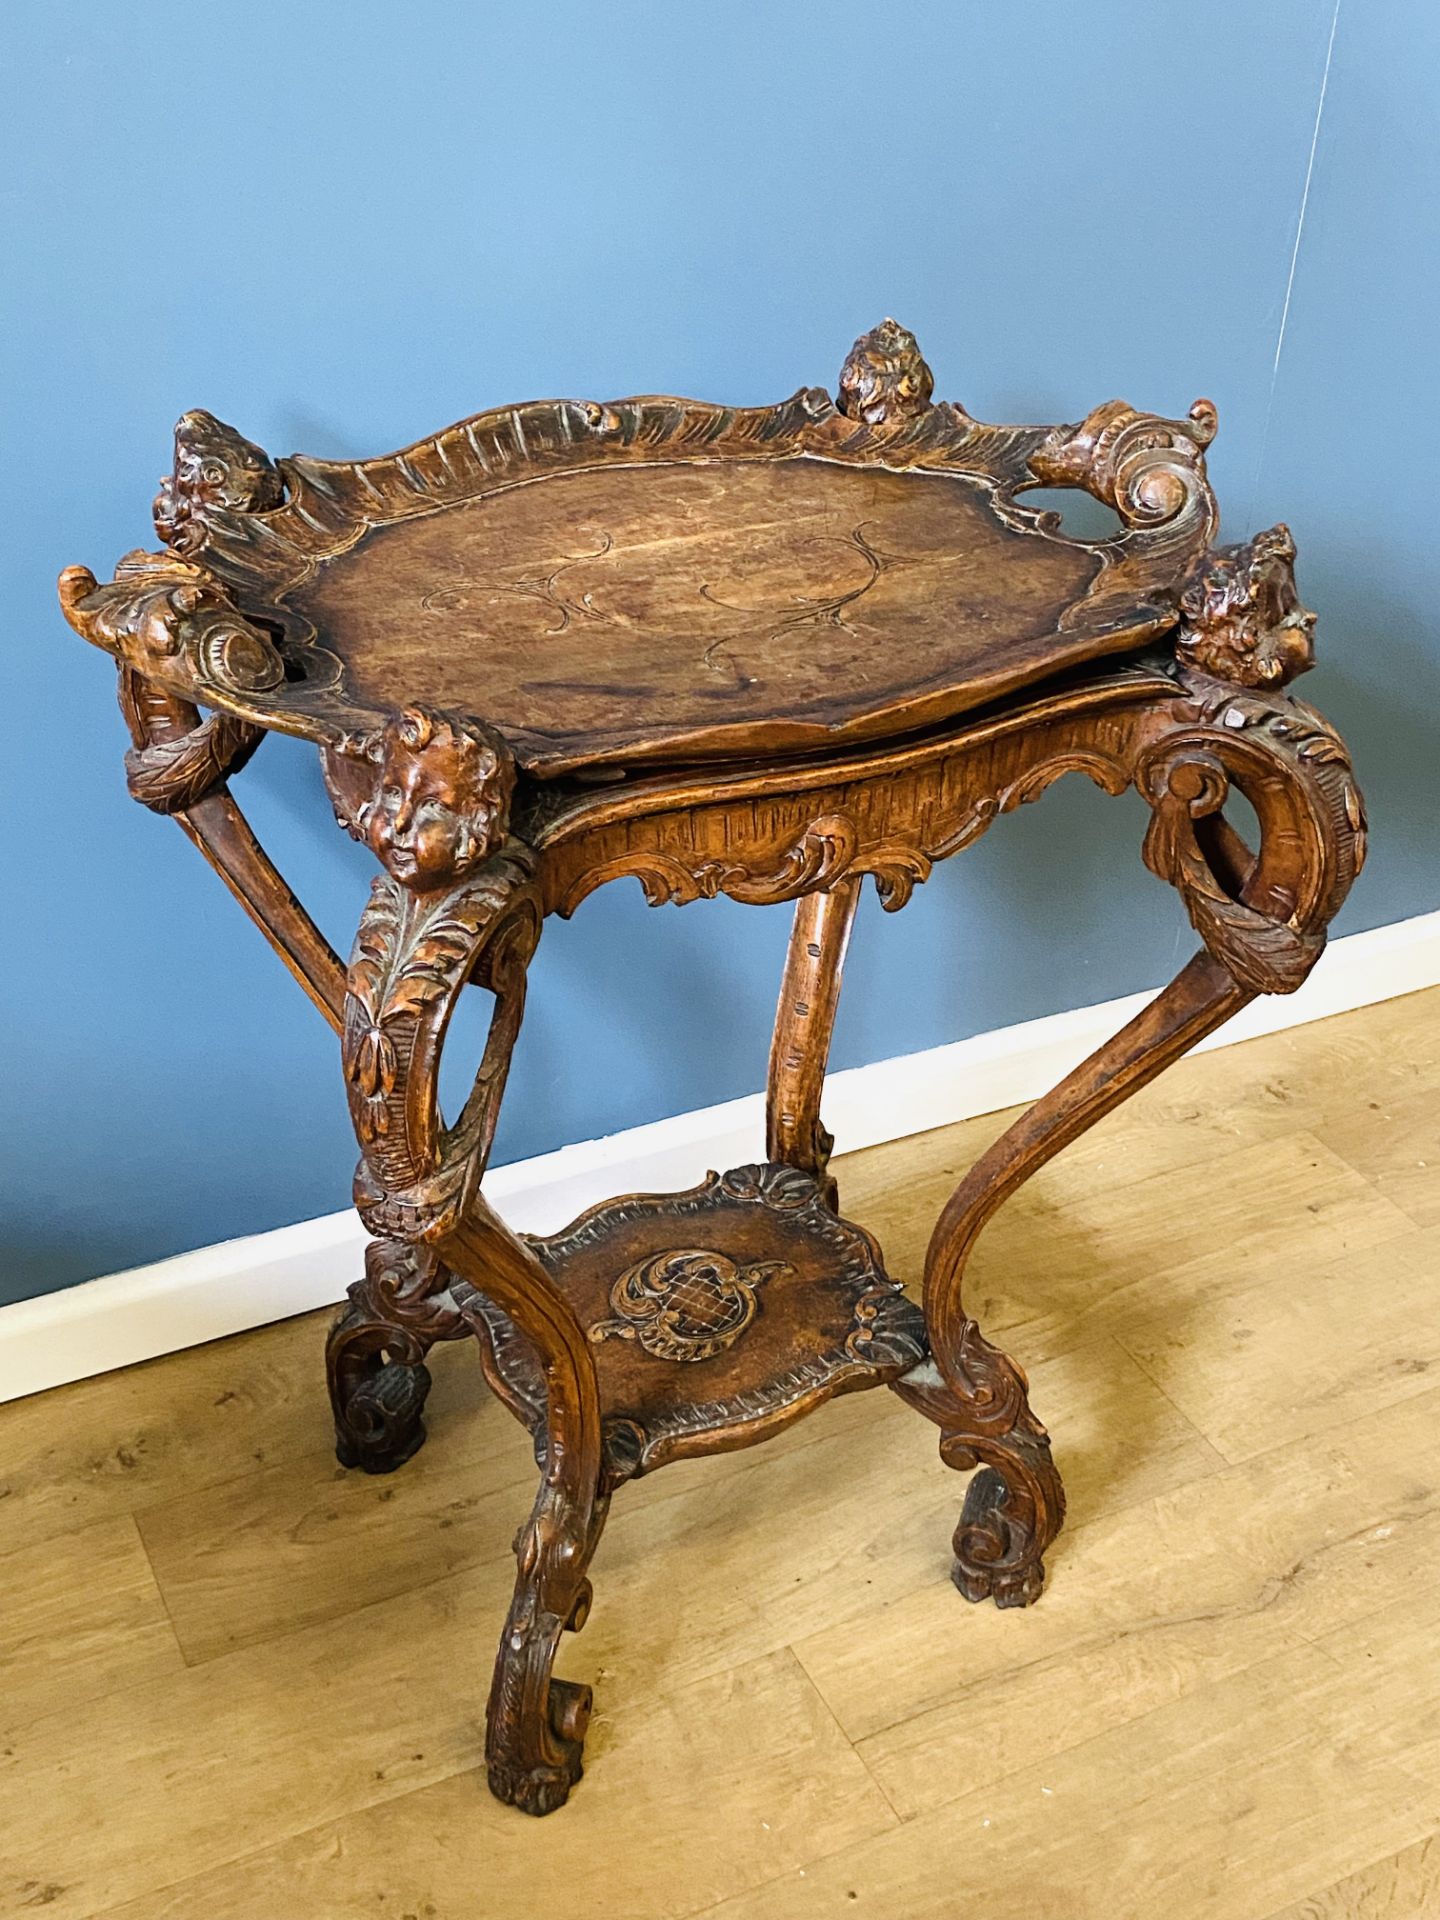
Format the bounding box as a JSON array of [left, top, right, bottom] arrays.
[[4, 1, 1434, 1304]]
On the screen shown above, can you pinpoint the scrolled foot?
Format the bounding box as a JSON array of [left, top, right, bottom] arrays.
[[331, 1335, 433, 1474], [897, 1324, 1065, 1609], [942, 1422, 1065, 1609], [487, 1678, 592, 1816], [953, 1466, 1045, 1607], [327, 1239, 469, 1474]]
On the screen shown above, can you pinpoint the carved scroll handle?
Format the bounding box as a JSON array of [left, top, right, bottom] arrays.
[[1028, 395, 1218, 535], [1138, 675, 1365, 996], [59, 550, 287, 703]]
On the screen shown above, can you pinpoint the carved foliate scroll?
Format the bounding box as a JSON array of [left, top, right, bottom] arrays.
[[114, 669, 265, 814], [1138, 670, 1365, 994], [1029, 395, 1218, 531], [323, 705, 517, 892], [1175, 524, 1316, 687], [343, 848, 541, 1239], [154, 409, 285, 554], [59, 550, 287, 697], [589, 1248, 792, 1362]]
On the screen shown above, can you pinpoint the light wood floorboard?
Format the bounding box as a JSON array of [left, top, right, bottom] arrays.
[[3, 985, 1439, 1918]]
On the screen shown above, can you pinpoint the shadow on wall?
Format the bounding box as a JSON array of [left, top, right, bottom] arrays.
[[1299, 556, 1440, 918]]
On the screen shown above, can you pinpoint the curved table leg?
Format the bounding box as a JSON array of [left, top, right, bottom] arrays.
[[894, 951, 1249, 1604], [441, 1201, 608, 1816], [766, 877, 861, 1208], [115, 668, 348, 1028], [330, 769, 608, 1812], [897, 665, 1366, 1607]]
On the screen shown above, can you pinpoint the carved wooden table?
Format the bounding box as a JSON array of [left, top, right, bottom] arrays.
[[61, 322, 1365, 1815]]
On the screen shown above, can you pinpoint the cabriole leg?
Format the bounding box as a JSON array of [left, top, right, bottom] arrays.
[[895, 952, 1250, 1604], [441, 1201, 608, 1816], [898, 645, 1365, 1608], [329, 710, 610, 1811]]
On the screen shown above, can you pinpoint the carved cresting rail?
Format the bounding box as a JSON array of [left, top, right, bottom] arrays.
[[60, 321, 1364, 1814]]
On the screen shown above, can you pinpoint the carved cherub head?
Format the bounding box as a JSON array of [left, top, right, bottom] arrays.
[[326, 705, 516, 890], [1176, 524, 1316, 688], [837, 318, 936, 426], [154, 409, 285, 554]]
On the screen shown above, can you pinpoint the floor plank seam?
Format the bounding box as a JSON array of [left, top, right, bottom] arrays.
[[1249, 1820, 1440, 1920], [783, 1642, 914, 1826], [128, 1508, 188, 1675]]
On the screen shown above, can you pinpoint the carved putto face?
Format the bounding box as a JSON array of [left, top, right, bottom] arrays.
[[1177, 524, 1316, 688], [837, 318, 935, 426], [154, 409, 285, 554], [327, 705, 515, 890]]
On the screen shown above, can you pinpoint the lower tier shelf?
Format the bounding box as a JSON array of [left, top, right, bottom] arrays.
[[450, 1162, 928, 1480]]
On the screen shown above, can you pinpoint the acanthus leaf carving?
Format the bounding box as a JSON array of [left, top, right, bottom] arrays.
[[1139, 743, 1324, 994], [59, 549, 287, 697], [112, 665, 266, 814], [343, 849, 541, 1240], [1137, 669, 1366, 994]]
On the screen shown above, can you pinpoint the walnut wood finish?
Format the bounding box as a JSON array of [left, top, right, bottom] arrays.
[[767, 878, 861, 1208], [57, 321, 1220, 778], [60, 321, 1366, 1815]]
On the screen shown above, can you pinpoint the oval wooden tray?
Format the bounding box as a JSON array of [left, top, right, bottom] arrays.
[[60, 321, 1221, 778]]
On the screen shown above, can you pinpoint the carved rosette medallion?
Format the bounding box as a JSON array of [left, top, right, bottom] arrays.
[[589, 1248, 793, 1362]]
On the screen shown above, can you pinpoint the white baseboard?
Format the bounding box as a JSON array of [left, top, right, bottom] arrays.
[[6, 908, 1438, 1404]]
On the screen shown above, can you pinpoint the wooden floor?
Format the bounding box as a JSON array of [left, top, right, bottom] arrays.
[[5, 986, 1440, 1918]]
